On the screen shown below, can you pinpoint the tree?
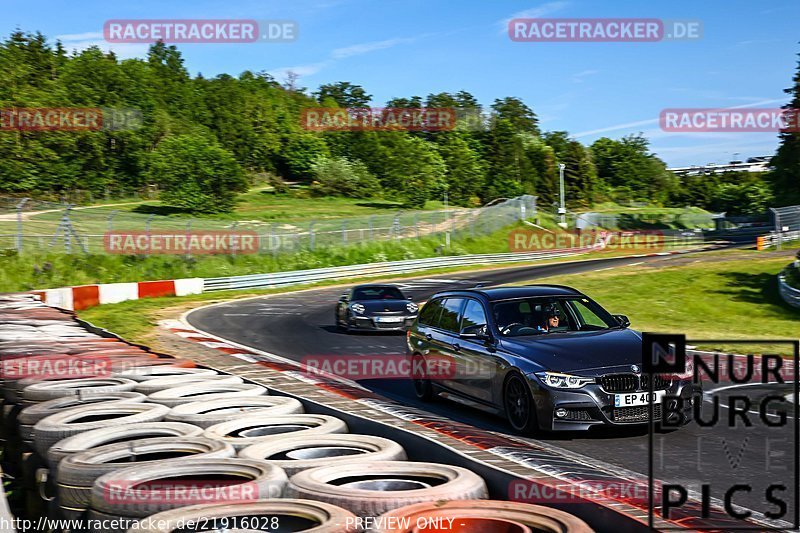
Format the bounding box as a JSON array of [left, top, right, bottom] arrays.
[[435, 134, 485, 206], [310, 156, 381, 198], [377, 134, 446, 208], [770, 50, 800, 205], [147, 134, 247, 213], [279, 134, 330, 181], [491, 97, 539, 136], [590, 134, 673, 203], [314, 82, 371, 107]]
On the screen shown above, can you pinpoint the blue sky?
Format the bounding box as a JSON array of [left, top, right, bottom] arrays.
[[4, 0, 799, 166]]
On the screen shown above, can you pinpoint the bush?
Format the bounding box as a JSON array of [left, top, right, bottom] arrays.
[[147, 134, 248, 214], [310, 156, 381, 199]]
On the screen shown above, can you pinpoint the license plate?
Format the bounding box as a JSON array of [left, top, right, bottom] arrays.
[[376, 317, 403, 323], [614, 391, 665, 407]]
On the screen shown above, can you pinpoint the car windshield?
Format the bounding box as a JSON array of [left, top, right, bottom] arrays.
[[352, 286, 405, 301], [492, 296, 618, 337]]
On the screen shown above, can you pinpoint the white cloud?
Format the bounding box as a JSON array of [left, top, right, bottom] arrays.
[[54, 31, 149, 59], [331, 37, 416, 59], [270, 34, 423, 80], [571, 69, 599, 83], [499, 1, 569, 33], [573, 97, 789, 138]]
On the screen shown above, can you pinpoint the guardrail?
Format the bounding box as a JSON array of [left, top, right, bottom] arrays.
[[203, 249, 587, 291], [758, 230, 800, 249], [778, 266, 800, 309]]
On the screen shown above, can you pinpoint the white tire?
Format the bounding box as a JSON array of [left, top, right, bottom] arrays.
[[47, 421, 203, 470], [135, 374, 243, 395], [286, 461, 488, 517], [57, 437, 234, 518], [204, 415, 347, 450], [113, 367, 217, 383], [22, 377, 137, 403], [18, 392, 145, 441], [32, 403, 170, 456], [90, 458, 287, 518], [238, 434, 406, 476], [165, 396, 304, 428], [147, 383, 267, 408]]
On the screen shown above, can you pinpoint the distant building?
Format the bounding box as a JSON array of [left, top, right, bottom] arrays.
[[667, 156, 771, 176]]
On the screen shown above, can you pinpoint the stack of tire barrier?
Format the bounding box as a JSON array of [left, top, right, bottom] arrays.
[[0, 294, 592, 532]]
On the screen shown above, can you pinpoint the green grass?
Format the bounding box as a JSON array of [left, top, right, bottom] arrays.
[[586, 202, 710, 216], [0, 222, 524, 292], [514, 249, 800, 351]]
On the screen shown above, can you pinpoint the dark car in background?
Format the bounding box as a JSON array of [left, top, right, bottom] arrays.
[[336, 284, 418, 333], [407, 285, 697, 434]]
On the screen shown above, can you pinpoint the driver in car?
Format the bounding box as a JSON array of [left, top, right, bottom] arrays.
[[537, 307, 560, 332]]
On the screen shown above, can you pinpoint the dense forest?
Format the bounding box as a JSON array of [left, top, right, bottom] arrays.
[[0, 31, 791, 214]]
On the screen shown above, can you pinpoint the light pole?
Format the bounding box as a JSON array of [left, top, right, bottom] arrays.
[[558, 163, 567, 228]]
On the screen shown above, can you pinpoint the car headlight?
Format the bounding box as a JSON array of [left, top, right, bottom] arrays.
[[535, 371, 594, 389], [351, 303, 365, 314], [406, 302, 418, 313]]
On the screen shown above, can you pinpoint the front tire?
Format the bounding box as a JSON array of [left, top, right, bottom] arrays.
[[412, 354, 434, 401], [504, 373, 539, 435]]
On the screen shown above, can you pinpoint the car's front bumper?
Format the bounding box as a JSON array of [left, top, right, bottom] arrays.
[[349, 315, 417, 331], [531, 378, 700, 431]]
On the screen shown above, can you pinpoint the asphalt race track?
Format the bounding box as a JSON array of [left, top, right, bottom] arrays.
[[188, 252, 797, 527]]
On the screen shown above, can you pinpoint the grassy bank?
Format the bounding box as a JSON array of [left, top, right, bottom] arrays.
[[0, 223, 524, 292], [516, 249, 800, 351]]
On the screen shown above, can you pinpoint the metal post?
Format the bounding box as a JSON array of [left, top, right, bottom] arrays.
[[414, 214, 420, 239], [64, 205, 73, 254], [558, 163, 567, 228], [444, 191, 450, 249], [230, 221, 239, 256], [270, 224, 277, 256], [309, 221, 316, 251], [519, 197, 526, 221], [107, 210, 118, 233], [145, 214, 154, 256], [771, 208, 782, 251], [342, 221, 348, 244], [185, 219, 193, 258], [368, 216, 375, 241], [15, 198, 28, 253], [393, 212, 402, 239]]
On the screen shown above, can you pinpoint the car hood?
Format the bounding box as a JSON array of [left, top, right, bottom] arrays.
[[354, 299, 412, 313], [499, 328, 643, 375]]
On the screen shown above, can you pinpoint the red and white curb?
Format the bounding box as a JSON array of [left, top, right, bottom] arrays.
[[33, 278, 203, 311]]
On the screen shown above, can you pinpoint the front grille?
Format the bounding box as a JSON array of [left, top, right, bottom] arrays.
[[563, 409, 593, 421], [640, 373, 671, 390], [613, 404, 661, 422], [599, 373, 638, 392], [600, 373, 672, 392]]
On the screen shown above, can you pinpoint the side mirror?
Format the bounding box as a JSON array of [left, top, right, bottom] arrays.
[[339, 294, 349, 302], [612, 314, 630, 328], [460, 324, 490, 340]]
